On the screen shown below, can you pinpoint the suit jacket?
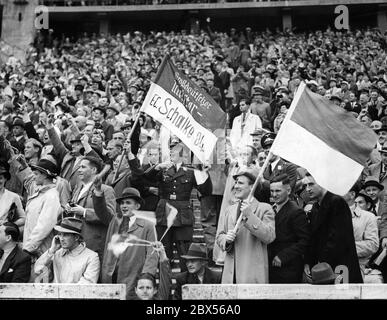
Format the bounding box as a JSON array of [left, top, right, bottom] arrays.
[[93, 194, 158, 299], [104, 157, 144, 199], [173, 267, 221, 300], [71, 183, 116, 259], [268, 200, 310, 283], [306, 192, 363, 283], [140, 163, 160, 211], [0, 245, 31, 283], [9, 136, 26, 154], [263, 158, 298, 192], [100, 120, 114, 142]]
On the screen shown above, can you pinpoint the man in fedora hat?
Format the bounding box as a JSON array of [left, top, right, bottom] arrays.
[[362, 176, 386, 217], [93, 183, 158, 299], [10, 155, 61, 280], [355, 191, 376, 213], [173, 243, 221, 300], [303, 173, 363, 283], [216, 168, 275, 284], [34, 217, 100, 283]]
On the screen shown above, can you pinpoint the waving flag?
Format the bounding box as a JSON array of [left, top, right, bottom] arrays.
[[140, 55, 227, 163], [158, 202, 178, 241], [270, 82, 377, 196]]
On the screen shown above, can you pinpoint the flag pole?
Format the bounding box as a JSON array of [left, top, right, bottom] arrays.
[[112, 111, 141, 183], [232, 151, 274, 233], [113, 55, 172, 183]]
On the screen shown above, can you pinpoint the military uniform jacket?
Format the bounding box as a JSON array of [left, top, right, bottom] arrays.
[[146, 165, 212, 227]]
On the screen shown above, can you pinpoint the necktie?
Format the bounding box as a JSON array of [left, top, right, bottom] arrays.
[[119, 216, 130, 234], [380, 165, 385, 182], [0, 249, 3, 259], [272, 204, 278, 214], [236, 200, 243, 220]]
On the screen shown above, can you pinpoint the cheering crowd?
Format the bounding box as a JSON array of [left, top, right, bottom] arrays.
[[0, 25, 387, 299]]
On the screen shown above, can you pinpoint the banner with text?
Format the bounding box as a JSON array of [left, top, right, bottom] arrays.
[[140, 55, 227, 163]]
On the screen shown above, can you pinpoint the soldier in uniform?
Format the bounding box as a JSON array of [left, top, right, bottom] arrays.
[[145, 143, 212, 271]]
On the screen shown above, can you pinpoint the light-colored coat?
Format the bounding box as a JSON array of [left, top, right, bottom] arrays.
[[216, 198, 275, 284], [351, 206, 379, 272], [34, 242, 100, 283], [18, 168, 61, 256], [229, 112, 262, 151]]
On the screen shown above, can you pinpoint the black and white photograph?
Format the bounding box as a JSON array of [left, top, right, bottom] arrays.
[[0, 0, 386, 313]]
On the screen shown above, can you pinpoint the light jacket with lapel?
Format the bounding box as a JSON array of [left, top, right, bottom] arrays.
[[216, 198, 275, 284]]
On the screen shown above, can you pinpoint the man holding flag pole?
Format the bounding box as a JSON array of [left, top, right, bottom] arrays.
[[221, 81, 376, 283], [135, 54, 225, 271]]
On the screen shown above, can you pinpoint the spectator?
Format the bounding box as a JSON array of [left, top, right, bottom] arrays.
[[66, 155, 116, 260], [216, 168, 275, 284], [303, 173, 363, 283], [34, 217, 100, 283], [0, 164, 25, 230], [268, 174, 310, 283], [0, 222, 31, 283], [93, 185, 158, 299], [134, 242, 171, 300], [173, 243, 221, 300], [229, 97, 262, 151], [362, 177, 386, 217], [344, 187, 379, 278]]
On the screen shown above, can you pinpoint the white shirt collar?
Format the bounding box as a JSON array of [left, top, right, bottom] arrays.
[[271, 157, 280, 171]]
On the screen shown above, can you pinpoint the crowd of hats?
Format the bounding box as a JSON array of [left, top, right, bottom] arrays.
[[0, 28, 385, 184]]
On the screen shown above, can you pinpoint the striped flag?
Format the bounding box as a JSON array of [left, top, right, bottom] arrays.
[[140, 55, 227, 163], [270, 82, 378, 196]]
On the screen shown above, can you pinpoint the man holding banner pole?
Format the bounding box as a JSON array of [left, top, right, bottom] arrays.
[[216, 167, 275, 283]]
